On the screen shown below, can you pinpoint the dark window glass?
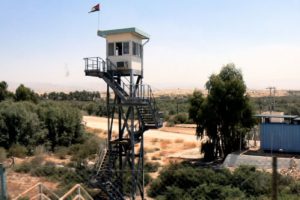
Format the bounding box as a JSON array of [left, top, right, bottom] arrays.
[[136, 44, 140, 57], [115, 42, 123, 56], [108, 43, 114, 56], [117, 61, 128, 68], [139, 44, 143, 58], [117, 62, 124, 68], [132, 42, 137, 55], [123, 42, 129, 54]]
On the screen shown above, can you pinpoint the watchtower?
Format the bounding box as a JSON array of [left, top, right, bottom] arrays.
[[84, 27, 163, 200], [99, 27, 148, 76]]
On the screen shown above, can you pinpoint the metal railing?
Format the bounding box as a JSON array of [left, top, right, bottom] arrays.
[[84, 57, 106, 72], [84, 57, 118, 73], [96, 148, 107, 175]]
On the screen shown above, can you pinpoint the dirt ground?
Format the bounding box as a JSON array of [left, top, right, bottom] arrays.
[[7, 116, 202, 198], [7, 170, 58, 199], [83, 116, 203, 166]]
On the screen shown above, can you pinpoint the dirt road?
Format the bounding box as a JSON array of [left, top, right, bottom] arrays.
[[83, 116, 198, 142]]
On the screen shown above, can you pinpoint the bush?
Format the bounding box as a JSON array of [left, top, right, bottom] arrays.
[[14, 162, 32, 173], [30, 155, 45, 167], [145, 162, 161, 173], [34, 145, 47, 156], [173, 113, 189, 124], [8, 144, 27, 158], [147, 163, 298, 199], [0, 147, 7, 162], [70, 133, 105, 164], [55, 146, 69, 159]]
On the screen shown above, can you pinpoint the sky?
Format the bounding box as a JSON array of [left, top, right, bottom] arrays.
[[1, 0, 300, 92]]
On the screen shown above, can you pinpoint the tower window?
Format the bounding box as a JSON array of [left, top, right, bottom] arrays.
[[123, 42, 129, 54], [115, 42, 123, 56], [108, 43, 114, 56], [132, 42, 137, 56], [117, 61, 128, 68], [132, 42, 142, 58]]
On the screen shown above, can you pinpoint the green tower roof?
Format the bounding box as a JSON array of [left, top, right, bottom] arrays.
[[97, 27, 150, 39]]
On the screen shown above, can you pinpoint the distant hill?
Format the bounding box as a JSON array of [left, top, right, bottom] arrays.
[[152, 88, 292, 97], [6, 81, 298, 97]]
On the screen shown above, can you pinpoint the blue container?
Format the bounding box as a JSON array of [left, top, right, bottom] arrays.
[[260, 123, 300, 153]]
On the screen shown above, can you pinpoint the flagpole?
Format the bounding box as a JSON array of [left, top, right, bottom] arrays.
[[97, 9, 100, 30]]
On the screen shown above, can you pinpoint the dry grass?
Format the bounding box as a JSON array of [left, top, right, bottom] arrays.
[[159, 151, 168, 157], [175, 138, 184, 143], [151, 155, 161, 160], [144, 155, 149, 161], [183, 142, 197, 149], [160, 139, 172, 149], [151, 138, 159, 144], [145, 147, 160, 153], [85, 127, 104, 134]]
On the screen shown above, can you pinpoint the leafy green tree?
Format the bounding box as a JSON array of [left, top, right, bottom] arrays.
[[189, 63, 255, 160], [0, 100, 84, 153], [0, 101, 45, 150], [15, 84, 38, 103], [37, 102, 83, 150], [0, 81, 8, 101]]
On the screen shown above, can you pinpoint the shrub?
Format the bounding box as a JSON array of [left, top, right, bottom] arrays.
[[166, 120, 175, 127], [147, 163, 286, 199], [145, 162, 161, 173], [55, 146, 69, 159], [0, 147, 7, 162], [8, 144, 27, 158], [30, 155, 45, 167], [173, 113, 188, 124], [14, 162, 32, 173], [70, 133, 105, 163], [34, 145, 47, 156]]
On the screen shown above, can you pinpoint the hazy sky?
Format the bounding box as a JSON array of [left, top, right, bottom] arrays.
[[1, 0, 300, 91]]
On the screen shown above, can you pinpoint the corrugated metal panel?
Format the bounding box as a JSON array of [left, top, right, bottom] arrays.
[[260, 123, 300, 152]]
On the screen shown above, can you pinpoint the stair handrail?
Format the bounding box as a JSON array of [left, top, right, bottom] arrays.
[[106, 58, 118, 72], [59, 184, 93, 200], [96, 148, 108, 175], [105, 181, 124, 200], [13, 182, 60, 200], [148, 86, 163, 126]]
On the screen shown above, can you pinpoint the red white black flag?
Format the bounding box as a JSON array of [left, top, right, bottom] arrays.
[[89, 4, 100, 13]]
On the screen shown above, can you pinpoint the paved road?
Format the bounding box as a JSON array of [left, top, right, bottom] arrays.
[[223, 154, 300, 170]]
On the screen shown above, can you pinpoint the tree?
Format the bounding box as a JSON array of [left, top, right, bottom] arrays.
[[15, 84, 38, 103], [37, 102, 83, 150], [0, 101, 45, 149], [0, 81, 8, 101], [189, 63, 255, 160]]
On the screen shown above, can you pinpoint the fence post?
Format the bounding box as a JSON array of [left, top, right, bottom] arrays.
[[38, 183, 43, 200], [272, 156, 278, 200], [0, 163, 7, 200]]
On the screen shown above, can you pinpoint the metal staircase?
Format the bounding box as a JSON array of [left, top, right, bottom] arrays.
[[84, 57, 163, 129], [91, 143, 124, 200]]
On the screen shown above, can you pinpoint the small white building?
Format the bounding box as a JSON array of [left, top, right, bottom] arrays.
[[261, 111, 285, 123], [97, 27, 150, 76]]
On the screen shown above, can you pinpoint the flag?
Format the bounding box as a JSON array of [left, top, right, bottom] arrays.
[[89, 4, 100, 13]]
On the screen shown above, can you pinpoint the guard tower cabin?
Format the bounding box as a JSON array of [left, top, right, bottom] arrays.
[[98, 27, 149, 77]]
